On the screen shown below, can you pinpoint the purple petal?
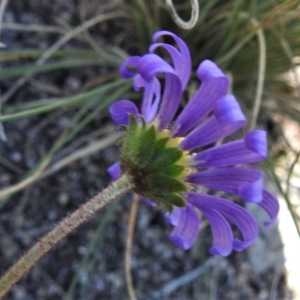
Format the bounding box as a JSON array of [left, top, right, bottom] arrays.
[[193, 130, 267, 167], [133, 74, 145, 92], [181, 94, 246, 151], [245, 130, 267, 157], [150, 31, 191, 89], [172, 60, 229, 136], [157, 72, 182, 129], [214, 94, 246, 126], [134, 75, 161, 122], [257, 190, 279, 227], [187, 167, 263, 203], [107, 161, 121, 180], [168, 203, 200, 250], [119, 56, 141, 79], [137, 53, 178, 81], [136, 53, 182, 129], [197, 207, 233, 256], [188, 193, 259, 252], [140, 195, 157, 207], [109, 100, 139, 126], [165, 206, 182, 226]]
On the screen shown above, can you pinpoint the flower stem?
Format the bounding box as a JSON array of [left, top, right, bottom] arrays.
[[0, 173, 133, 299]]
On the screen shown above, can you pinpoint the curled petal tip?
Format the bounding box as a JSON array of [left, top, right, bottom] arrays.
[[245, 130, 267, 159], [209, 246, 232, 257], [237, 170, 263, 203], [168, 204, 200, 250], [214, 94, 246, 127], [232, 238, 255, 252], [165, 206, 182, 226], [197, 60, 229, 87], [187, 167, 263, 203], [137, 53, 176, 81], [188, 193, 259, 254], [150, 31, 191, 90], [169, 235, 192, 250], [264, 219, 276, 228], [109, 100, 139, 126], [193, 131, 267, 168], [258, 190, 279, 227], [172, 61, 229, 137], [119, 56, 141, 79]]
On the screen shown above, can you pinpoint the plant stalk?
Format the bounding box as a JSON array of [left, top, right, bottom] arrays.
[[0, 173, 133, 299]]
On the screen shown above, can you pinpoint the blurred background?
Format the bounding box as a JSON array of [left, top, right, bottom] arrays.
[[0, 0, 299, 299]]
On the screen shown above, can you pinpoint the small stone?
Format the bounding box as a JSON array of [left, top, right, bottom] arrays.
[[47, 210, 57, 221], [10, 151, 22, 162], [58, 193, 69, 206]]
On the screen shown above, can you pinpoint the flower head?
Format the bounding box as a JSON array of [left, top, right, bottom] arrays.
[[108, 31, 279, 256]]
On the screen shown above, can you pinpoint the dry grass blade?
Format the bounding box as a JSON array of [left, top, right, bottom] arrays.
[[125, 193, 139, 300], [36, 11, 126, 65], [285, 151, 300, 200], [0, 154, 24, 174], [56, 124, 116, 159], [165, 0, 199, 29], [28, 78, 65, 96], [0, 0, 9, 141], [148, 257, 214, 300], [275, 31, 300, 97], [80, 3, 127, 63], [2, 10, 127, 104], [41, 131, 123, 179], [265, 158, 300, 238], [0, 156, 50, 204], [269, 266, 285, 300], [250, 18, 266, 130], [0, 131, 66, 200], [0, 131, 122, 201], [0, 0, 8, 34], [1, 22, 68, 34]]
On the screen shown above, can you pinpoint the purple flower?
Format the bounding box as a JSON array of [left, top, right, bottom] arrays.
[[107, 31, 279, 256]]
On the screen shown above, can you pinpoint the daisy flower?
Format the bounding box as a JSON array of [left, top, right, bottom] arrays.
[[107, 31, 279, 256]]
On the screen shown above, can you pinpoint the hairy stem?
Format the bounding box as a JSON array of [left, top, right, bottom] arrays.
[[0, 174, 133, 299]]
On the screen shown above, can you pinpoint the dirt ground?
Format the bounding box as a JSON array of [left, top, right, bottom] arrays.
[[0, 1, 292, 299]]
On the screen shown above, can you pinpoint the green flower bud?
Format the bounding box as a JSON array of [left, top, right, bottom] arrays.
[[120, 115, 192, 210]]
